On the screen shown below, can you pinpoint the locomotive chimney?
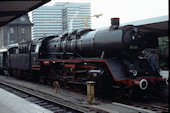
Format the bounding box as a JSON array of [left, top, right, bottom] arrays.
[[111, 18, 119, 26]]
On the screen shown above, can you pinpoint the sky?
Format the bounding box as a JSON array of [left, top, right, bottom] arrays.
[[29, 0, 168, 29]]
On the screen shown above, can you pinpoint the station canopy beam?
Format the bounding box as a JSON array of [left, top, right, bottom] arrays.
[[121, 15, 168, 37], [0, 0, 50, 27]]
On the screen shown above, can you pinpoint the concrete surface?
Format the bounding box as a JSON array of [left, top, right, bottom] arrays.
[[91, 103, 155, 113], [0, 88, 53, 113]]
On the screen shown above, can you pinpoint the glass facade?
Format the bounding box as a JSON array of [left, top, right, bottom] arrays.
[[32, 2, 91, 39]]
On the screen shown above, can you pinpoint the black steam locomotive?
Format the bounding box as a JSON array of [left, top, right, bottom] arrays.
[[0, 19, 166, 96]]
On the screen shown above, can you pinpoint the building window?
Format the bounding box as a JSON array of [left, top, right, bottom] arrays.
[[20, 17, 26, 21], [21, 38, 25, 42], [10, 40, 14, 44], [21, 28, 25, 34], [9, 28, 14, 34]]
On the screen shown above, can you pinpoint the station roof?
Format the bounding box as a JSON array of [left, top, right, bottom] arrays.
[[121, 15, 168, 37], [0, 0, 50, 27]]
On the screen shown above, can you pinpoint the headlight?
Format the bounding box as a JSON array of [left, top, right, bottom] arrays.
[[139, 79, 148, 90], [130, 69, 138, 76]]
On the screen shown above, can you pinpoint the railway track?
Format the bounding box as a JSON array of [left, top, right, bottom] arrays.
[[97, 93, 169, 113], [128, 93, 168, 112], [0, 77, 168, 113], [118, 100, 168, 113], [134, 104, 168, 113], [0, 81, 107, 113]]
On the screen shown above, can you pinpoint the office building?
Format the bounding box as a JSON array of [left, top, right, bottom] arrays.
[[62, 2, 91, 32], [32, 3, 64, 39], [32, 2, 91, 39]]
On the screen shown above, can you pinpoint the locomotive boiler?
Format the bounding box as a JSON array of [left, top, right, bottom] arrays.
[[40, 24, 143, 59]]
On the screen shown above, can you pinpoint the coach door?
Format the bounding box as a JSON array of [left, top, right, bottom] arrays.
[[31, 44, 40, 65]]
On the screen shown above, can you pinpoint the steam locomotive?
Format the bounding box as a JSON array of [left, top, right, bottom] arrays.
[[0, 18, 167, 96]]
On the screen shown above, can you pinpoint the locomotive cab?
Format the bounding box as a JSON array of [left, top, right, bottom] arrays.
[[31, 37, 46, 66], [31, 43, 40, 65]]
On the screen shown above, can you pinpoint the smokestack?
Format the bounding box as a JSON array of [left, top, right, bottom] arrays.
[[111, 18, 119, 26]]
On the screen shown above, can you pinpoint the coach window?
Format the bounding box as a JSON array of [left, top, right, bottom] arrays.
[[16, 49, 19, 54], [24, 46, 26, 53], [25, 46, 27, 53], [23, 47, 25, 53], [24, 46, 25, 53], [20, 47, 23, 53], [12, 48, 16, 54], [19, 47, 21, 53], [25, 46, 28, 53], [20, 47, 22, 53], [0, 56, 2, 63], [23, 46, 26, 53], [21, 47, 23, 53], [22, 47, 24, 53], [31, 45, 36, 52]]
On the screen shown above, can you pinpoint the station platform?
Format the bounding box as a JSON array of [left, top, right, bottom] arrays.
[[0, 88, 53, 113]]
